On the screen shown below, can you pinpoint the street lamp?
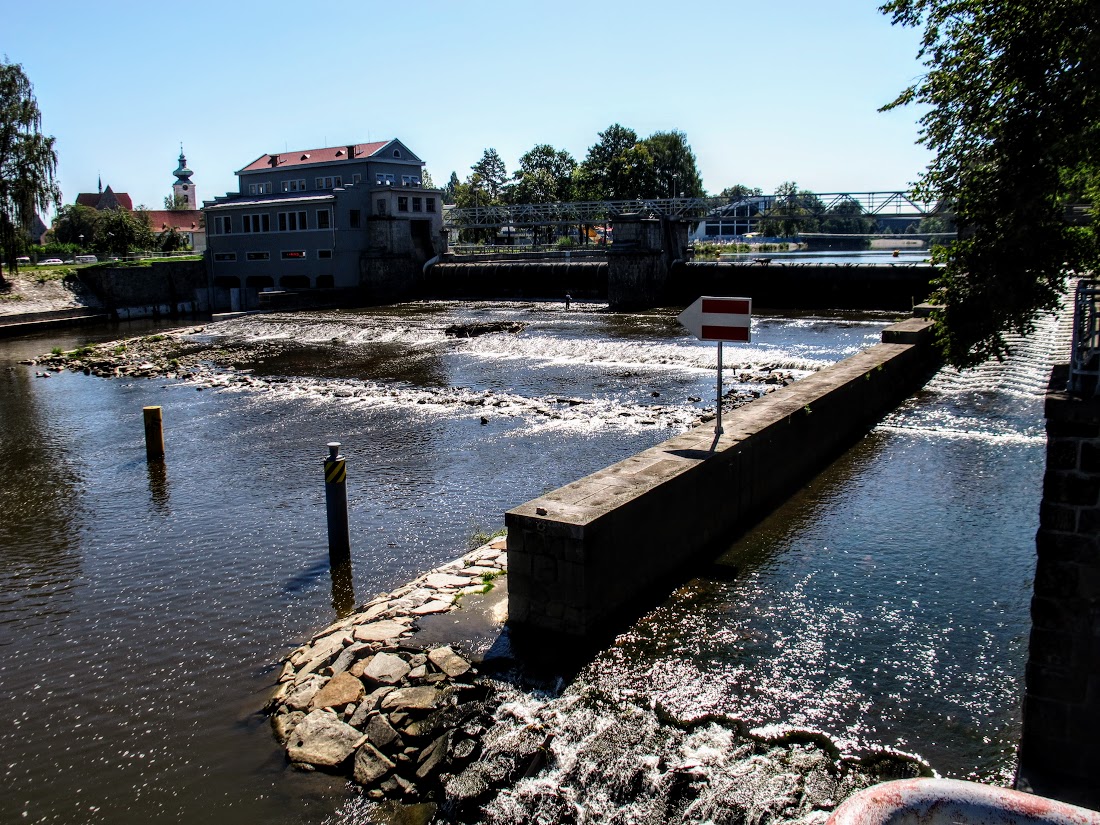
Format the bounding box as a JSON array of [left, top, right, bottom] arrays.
[[78, 234, 84, 252]]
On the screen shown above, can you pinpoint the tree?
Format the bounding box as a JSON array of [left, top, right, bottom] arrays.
[[720, 184, 763, 201], [163, 193, 190, 211], [0, 61, 61, 280], [759, 181, 823, 236], [421, 169, 435, 189], [881, 0, 1100, 368], [443, 171, 460, 203], [576, 124, 655, 201], [641, 130, 705, 198], [48, 203, 101, 246], [471, 149, 508, 202], [820, 198, 877, 234], [93, 207, 155, 255], [158, 226, 187, 253], [513, 144, 577, 203]]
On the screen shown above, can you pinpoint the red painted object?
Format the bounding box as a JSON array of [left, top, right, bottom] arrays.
[[677, 296, 752, 342], [828, 779, 1100, 825]]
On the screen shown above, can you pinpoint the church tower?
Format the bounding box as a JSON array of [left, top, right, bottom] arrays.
[[172, 146, 196, 208]]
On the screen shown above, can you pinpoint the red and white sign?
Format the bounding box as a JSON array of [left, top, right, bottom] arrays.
[[677, 296, 752, 342]]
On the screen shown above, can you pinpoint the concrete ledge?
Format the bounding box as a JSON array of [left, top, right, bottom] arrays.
[[505, 318, 939, 637]]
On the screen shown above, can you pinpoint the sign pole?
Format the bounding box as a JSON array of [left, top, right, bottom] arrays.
[[716, 341, 724, 436]]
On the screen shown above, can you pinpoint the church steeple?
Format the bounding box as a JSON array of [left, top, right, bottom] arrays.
[[171, 144, 196, 209]]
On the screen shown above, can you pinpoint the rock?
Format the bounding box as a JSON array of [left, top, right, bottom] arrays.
[[366, 713, 402, 749], [286, 709, 363, 768], [423, 573, 470, 589], [310, 672, 366, 710], [381, 686, 442, 713], [427, 646, 471, 678], [284, 675, 327, 712], [353, 742, 396, 786], [408, 665, 428, 679], [411, 599, 453, 616], [272, 710, 305, 746], [330, 641, 371, 676], [363, 652, 411, 685], [416, 732, 451, 780], [353, 620, 410, 643], [444, 321, 526, 338]]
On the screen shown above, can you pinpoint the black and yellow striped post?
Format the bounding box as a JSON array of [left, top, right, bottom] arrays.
[[324, 442, 351, 567], [143, 406, 165, 462]]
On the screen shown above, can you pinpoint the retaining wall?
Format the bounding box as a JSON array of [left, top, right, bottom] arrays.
[[505, 317, 940, 638], [78, 259, 209, 318], [1016, 365, 1100, 810]]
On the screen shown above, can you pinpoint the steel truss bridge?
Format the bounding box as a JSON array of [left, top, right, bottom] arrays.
[[443, 191, 948, 231]]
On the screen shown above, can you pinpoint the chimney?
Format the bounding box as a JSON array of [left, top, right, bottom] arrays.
[[347, 145, 356, 158], [269, 154, 280, 167]]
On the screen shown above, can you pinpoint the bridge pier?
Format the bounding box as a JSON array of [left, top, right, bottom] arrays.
[[606, 215, 689, 309]]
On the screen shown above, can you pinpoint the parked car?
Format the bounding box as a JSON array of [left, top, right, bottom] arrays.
[[74, 255, 97, 264], [42, 258, 64, 265], [16, 256, 30, 264]]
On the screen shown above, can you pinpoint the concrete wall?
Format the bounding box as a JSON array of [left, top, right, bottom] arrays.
[[426, 260, 607, 300], [505, 318, 940, 638], [78, 259, 209, 318], [1016, 365, 1100, 810]]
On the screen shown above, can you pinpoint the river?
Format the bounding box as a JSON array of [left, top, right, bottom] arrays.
[[0, 298, 1064, 823]]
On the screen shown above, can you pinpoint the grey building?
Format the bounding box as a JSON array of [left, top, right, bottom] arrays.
[[204, 139, 443, 300]]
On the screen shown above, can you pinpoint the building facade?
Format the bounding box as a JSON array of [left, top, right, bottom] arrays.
[[203, 139, 443, 296]]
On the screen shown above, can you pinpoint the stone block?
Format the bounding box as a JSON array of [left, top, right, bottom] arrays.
[[1075, 506, 1100, 539], [1026, 627, 1078, 670], [1022, 695, 1069, 740], [1030, 595, 1087, 635], [1045, 419, 1100, 440], [1040, 501, 1079, 533], [1080, 441, 1100, 473], [1033, 559, 1081, 599], [1036, 530, 1095, 563], [1044, 472, 1100, 508], [1047, 438, 1081, 471]]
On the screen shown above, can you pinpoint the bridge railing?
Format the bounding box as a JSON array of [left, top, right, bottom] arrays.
[[444, 192, 949, 230]]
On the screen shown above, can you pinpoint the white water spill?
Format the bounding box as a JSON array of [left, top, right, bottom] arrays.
[[192, 302, 885, 436]]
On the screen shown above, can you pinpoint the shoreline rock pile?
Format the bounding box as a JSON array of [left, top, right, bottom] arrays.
[[266, 538, 508, 802]]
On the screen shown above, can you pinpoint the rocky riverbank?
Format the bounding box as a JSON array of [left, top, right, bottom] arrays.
[[268, 537, 510, 803]]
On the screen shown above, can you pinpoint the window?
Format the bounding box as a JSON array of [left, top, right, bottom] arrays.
[[317, 209, 331, 229], [247, 182, 272, 195], [349, 209, 361, 228], [412, 197, 422, 212], [246, 251, 269, 261], [377, 199, 386, 215], [397, 196, 408, 212], [213, 252, 236, 262], [318, 250, 332, 259], [352, 174, 361, 184], [393, 149, 401, 158], [217, 215, 232, 234], [249, 184, 257, 195], [426, 198, 436, 213], [375, 173, 395, 186], [280, 179, 306, 192], [401, 175, 421, 187], [242, 213, 270, 233], [315, 176, 344, 190], [281, 250, 306, 259], [278, 211, 308, 231]]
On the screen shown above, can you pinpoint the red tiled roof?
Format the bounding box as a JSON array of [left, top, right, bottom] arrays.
[[144, 210, 204, 232], [74, 189, 134, 211], [238, 141, 393, 173]]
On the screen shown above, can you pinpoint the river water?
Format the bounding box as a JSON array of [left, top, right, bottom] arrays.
[[0, 298, 1065, 823]]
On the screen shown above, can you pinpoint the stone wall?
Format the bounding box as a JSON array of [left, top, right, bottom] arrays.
[[1016, 365, 1100, 810], [78, 259, 209, 317], [426, 261, 607, 300], [505, 318, 940, 639]]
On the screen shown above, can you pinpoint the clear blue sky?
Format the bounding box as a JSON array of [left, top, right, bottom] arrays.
[[5, 0, 932, 216]]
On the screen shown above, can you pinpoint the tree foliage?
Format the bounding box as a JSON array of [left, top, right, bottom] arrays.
[[513, 144, 576, 203], [163, 192, 190, 211], [93, 207, 155, 255], [720, 184, 763, 200], [0, 61, 61, 278], [576, 124, 655, 201], [881, 0, 1100, 368], [641, 130, 705, 198], [470, 148, 508, 202]]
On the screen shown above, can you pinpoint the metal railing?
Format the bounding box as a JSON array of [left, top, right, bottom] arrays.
[[1068, 278, 1100, 396]]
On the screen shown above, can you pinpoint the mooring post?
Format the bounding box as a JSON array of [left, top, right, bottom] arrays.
[[143, 405, 165, 461], [324, 442, 351, 567], [715, 341, 725, 436]]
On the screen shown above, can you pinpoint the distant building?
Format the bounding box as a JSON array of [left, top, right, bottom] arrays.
[[203, 139, 443, 298], [68, 152, 206, 253]]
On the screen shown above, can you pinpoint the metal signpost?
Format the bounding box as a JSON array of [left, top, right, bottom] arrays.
[[676, 296, 753, 437]]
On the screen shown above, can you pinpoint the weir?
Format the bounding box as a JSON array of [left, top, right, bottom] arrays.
[[505, 316, 941, 638]]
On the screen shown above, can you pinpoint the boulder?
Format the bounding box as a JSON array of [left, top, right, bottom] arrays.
[[283, 675, 327, 712], [363, 652, 411, 685], [310, 672, 366, 710], [381, 686, 443, 713], [286, 709, 363, 767], [366, 713, 402, 749], [427, 646, 472, 678], [353, 742, 396, 786], [353, 620, 411, 643], [416, 732, 451, 780]]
